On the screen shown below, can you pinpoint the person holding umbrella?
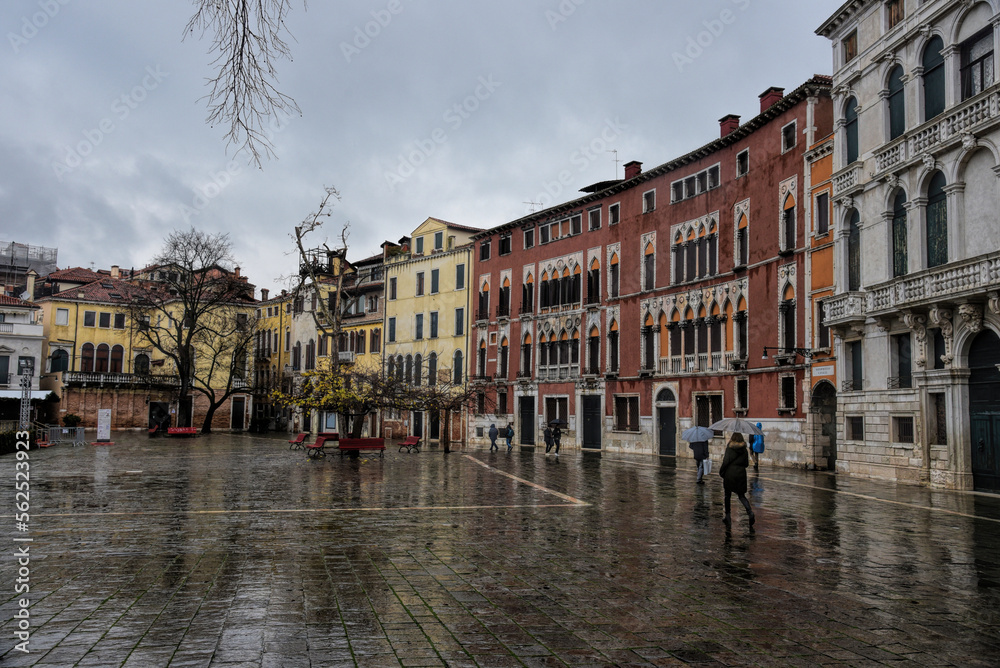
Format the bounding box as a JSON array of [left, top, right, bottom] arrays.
[[551, 423, 562, 455], [718, 432, 755, 527], [682, 425, 715, 485], [543, 425, 554, 454]]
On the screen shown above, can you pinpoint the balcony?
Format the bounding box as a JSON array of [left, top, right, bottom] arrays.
[[873, 90, 1000, 177], [496, 304, 510, 319], [831, 162, 864, 197], [841, 378, 863, 392], [825, 252, 1000, 327], [338, 351, 356, 364], [0, 321, 43, 336], [63, 371, 181, 387]]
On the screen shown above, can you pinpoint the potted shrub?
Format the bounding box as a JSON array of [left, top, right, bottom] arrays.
[[62, 413, 82, 427]]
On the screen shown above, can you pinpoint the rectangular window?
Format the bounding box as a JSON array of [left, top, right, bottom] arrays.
[[415, 314, 423, 340], [498, 390, 508, 415], [416, 272, 425, 296], [539, 224, 550, 244], [55, 308, 69, 326], [455, 307, 465, 336], [434, 231, 443, 250], [929, 393, 947, 445], [737, 149, 749, 177], [782, 121, 797, 152], [570, 214, 582, 235], [887, 0, 903, 30], [736, 377, 749, 411], [816, 192, 830, 236], [608, 203, 620, 225], [371, 328, 381, 353], [431, 269, 439, 294], [695, 394, 724, 433], [480, 240, 491, 261], [780, 375, 796, 410], [894, 416, 915, 444], [430, 311, 438, 338], [524, 228, 535, 249], [643, 189, 656, 213], [114, 313, 126, 329], [456, 264, 466, 290], [588, 208, 601, 231], [892, 333, 912, 388], [477, 393, 486, 415], [962, 28, 995, 100], [842, 30, 857, 64], [671, 182, 684, 202], [499, 233, 512, 255], [545, 397, 568, 424], [614, 395, 640, 432], [817, 300, 830, 348], [389, 277, 397, 300], [415, 236, 424, 255], [848, 415, 865, 440], [99, 312, 112, 328], [82, 311, 96, 327], [848, 340, 863, 391], [285, 329, 291, 351], [388, 317, 396, 343]]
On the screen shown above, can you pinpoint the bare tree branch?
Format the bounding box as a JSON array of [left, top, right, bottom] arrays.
[[185, 0, 303, 167]]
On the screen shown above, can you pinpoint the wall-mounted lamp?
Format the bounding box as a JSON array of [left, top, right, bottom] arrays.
[[762, 346, 815, 360]]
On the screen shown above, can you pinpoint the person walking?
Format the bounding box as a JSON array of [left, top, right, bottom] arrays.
[[505, 424, 514, 451], [488, 423, 499, 451], [749, 422, 764, 470], [718, 432, 755, 527], [552, 425, 562, 456], [544, 426, 553, 454], [689, 440, 710, 484]]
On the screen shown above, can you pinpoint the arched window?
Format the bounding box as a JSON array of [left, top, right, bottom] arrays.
[[478, 281, 489, 320], [478, 340, 487, 377], [923, 36, 945, 120], [387, 356, 395, 380], [81, 343, 94, 372], [559, 331, 570, 366], [736, 214, 749, 266], [404, 354, 413, 384], [927, 171, 948, 268], [292, 341, 301, 370], [522, 273, 534, 313], [414, 354, 422, 387], [571, 329, 580, 365], [609, 253, 620, 298], [608, 320, 619, 373], [844, 96, 859, 164], [96, 343, 110, 373], [428, 352, 437, 386], [642, 313, 655, 370], [453, 350, 463, 384], [586, 259, 600, 304], [848, 209, 862, 291], [110, 344, 124, 373], [499, 337, 509, 377], [305, 339, 315, 370], [892, 190, 908, 277], [538, 334, 549, 367], [499, 278, 511, 317], [962, 27, 995, 100], [887, 66, 905, 140], [50, 349, 69, 373], [643, 241, 656, 290], [134, 353, 150, 375], [521, 334, 532, 375], [587, 326, 600, 374]]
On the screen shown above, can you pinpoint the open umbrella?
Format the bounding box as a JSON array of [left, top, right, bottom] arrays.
[[548, 418, 567, 427], [709, 418, 764, 436], [681, 425, 716, 442]]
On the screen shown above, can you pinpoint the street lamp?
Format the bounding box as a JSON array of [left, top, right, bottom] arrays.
[[761, 346, 815, 360]]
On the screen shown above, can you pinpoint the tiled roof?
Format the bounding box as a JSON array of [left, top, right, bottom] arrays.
[[0, 294, 39, 308], [47, 266, 102, 282], [49, 277, 149, 304]]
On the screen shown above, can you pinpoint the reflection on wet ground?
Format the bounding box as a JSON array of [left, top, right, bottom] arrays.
[[2, 432, 999, 666]]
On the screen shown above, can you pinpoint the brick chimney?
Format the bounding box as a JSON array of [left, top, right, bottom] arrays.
[[25, 270, 37, 301], [110, 265, 120, 278], [759, 86, 785, 113], [234, 266, 241, 277], [261, 288, 269, 301], [624, 160, 642, 179], [719, 114, 741, 137]]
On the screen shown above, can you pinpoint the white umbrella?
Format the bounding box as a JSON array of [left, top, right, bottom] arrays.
[[709, 418, 763, 436], [681, 425, 716, 442]]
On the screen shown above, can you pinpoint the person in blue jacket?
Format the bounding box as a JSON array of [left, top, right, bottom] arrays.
[[488, 424, 499, 451], [750, 422, 764, 470]]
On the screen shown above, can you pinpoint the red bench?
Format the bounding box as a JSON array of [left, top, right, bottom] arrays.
[[398, 436, 420, 453], [288, 433, 307, 450], [167, 427, 197, 437], [305, 434, 336, 459], [337, 437, 385, 458]]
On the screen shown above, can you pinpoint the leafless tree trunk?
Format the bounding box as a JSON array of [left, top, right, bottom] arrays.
[[185, 0, 303, 167]]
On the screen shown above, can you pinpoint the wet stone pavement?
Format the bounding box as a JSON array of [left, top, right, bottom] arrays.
[[2, 433, 1000, 667]]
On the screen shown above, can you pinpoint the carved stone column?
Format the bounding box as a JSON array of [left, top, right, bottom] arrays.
[[929, 306, 954, 366]]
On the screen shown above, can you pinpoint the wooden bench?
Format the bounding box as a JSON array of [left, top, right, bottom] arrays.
[[337, 437, 385, 458], [305, 434, 335, 459], [167, 427, 197, 437], [288, 433, 307, 450], [398, 436, 420, 453]]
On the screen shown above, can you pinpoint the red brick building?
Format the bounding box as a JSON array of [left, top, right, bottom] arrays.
[[469, 76, 833, 466]]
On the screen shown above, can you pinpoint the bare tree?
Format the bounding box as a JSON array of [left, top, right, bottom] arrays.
[[185, 0, 303, 167], [405, 365, 490, 453], [127, 229, 257, 433]]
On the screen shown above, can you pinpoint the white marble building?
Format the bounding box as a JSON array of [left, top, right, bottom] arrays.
[[818, 0, 1000, 490]]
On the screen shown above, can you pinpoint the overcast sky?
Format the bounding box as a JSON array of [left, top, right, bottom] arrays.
[[2, 0, 844, 295]]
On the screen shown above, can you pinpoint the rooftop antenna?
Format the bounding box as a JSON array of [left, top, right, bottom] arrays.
[[523, 200, 542, 213], [608, 149, 621, 179]]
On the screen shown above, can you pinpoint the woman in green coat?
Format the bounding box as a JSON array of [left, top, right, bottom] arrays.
[[718, 432, 755, 526]]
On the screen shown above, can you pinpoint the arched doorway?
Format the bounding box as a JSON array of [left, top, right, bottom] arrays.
[[811, 380, 838, 470], [969, 329, 1000, 491], [655, 388, 676, 456]]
